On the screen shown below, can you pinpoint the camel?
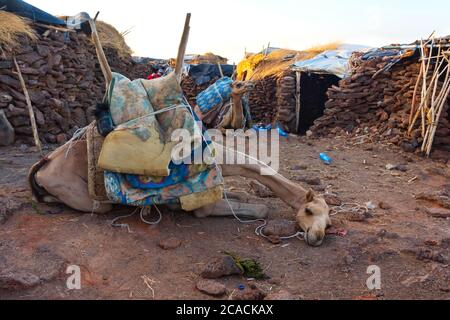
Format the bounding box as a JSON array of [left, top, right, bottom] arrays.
[[28, 140, 331, 247], [195, 80, 255, 131]]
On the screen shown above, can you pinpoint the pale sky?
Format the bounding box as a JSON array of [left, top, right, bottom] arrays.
[[28, 0, 450, 64]]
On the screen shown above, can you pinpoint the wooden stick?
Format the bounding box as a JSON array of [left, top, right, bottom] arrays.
[[33, 23, 76, 33], [88, 18, 113, 88], [422, 53, 450, 155], [175, 13, 191, 81], [13, 57, 43, 155], [425, 79, 450, 156], [217, 62, 224, 78], [408, 64, 423, 132], [295, 71, 301, 133]]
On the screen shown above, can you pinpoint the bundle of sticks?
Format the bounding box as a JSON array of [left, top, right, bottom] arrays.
[[408, 38, 450, 157]]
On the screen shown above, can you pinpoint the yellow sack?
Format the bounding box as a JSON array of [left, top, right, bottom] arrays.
[[98, 115, 175, 177]]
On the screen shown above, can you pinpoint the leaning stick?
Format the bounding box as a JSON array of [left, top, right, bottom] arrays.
[[425, 79, 450, 156], [217, 62, 224, 78], [88, 17, 113, 88], [175, 13, 191, 82], [409, 64, 423, 130], [13, 57, 43, 155]]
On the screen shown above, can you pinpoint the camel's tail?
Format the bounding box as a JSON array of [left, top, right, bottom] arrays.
[[28, 157, 51, 203]]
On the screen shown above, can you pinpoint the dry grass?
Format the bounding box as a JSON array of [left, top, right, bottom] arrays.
[[0, 11, 37, 53], [237, 42, 341, 81], [96, 20, 132, 58]]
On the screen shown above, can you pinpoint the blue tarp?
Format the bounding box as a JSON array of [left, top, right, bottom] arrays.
[[186, 64, 235, 85], [292, 44, 371, 78], [0, 0, 65, 26]]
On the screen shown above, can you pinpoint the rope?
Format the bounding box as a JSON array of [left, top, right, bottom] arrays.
[[64, 123, 93, 158], [330, 202, 370, 217], [110, 208, 139, 233], [140, 206, 163, 225]]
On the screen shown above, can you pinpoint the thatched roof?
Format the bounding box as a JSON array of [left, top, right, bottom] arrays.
[[96, 20, 132, 58], [237, 42, 341, 81], [0, 11, 37, 52]]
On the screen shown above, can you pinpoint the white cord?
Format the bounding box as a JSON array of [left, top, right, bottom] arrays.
[[140, 206, 163, 225], [110, 208, 139, 233]]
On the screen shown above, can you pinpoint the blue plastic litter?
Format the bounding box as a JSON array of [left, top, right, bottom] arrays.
[[252, 124, 272, 131], [275, 124, 289, 137], [320, 153, 332, 165]]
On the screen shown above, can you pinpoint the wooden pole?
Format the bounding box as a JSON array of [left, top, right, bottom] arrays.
[[175, 13, 191, 82], [13, 57, 43, 155], [88, 18, 113, 88], [217, 62, 224, 78], [295, 71, 302, 133]]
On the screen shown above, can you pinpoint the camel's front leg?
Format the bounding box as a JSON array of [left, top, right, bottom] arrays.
[[194, 200, 269, 219]]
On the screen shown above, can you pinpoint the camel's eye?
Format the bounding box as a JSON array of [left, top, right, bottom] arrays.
[[305, 208, 314, 216]]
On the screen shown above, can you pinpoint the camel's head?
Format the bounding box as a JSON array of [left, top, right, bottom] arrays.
[[296, 190, 331, 247], [231, 81, 255, 97]]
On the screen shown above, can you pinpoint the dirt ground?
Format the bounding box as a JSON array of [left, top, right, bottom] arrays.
[[0, 135, 449, 300]]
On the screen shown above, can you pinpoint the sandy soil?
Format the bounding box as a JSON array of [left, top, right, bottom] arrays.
[[0, 135, 449, 300]]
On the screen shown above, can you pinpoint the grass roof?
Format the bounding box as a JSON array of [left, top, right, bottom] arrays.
[[0, 11, 37, 53]]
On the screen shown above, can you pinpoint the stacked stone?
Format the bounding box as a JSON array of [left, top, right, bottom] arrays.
[[0, 29, 139, 145]]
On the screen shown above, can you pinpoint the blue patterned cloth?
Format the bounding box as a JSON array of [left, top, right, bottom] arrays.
[[196, 77, 233, 114], [104, 167, 223, 207]]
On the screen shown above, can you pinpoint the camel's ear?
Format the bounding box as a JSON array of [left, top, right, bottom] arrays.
[[306, 190, 315, 203]]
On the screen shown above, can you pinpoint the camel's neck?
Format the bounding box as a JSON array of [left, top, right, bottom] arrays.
[[230, 93, 245, 128], [221, 163, 308, 211]]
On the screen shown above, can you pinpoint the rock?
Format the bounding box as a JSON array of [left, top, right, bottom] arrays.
[[426, 207, 450, 219], [201, 256, 243, 279], [291, 164, 308, 171], [441, 238, 450, 248], [196, 279, 227, 297], [0, 75, 20, 89], [386, 164, 397, 170], [347, 212, 367, 222], [0, 110, 15, 146], [324, 194, 342, 206], [377, 229, 400, 239], [344, 255, 355, 265], [386, 164, 408, 172], [265, 289, 297, 301], [416, 248, 447, 264], [263, 219, 297, 238], [0, 93, 13, 104], [232, 285, 266, 301], [378, 202, 392, 210], [294, 176, 322, 186], [424, 240, 439, 247], [0, 271, 40, 290], [158, 237, 182, 250]]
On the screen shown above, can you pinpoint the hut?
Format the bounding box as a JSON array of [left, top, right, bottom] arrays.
[[310, 37, 450, 160], [235, 43, 360, 133]]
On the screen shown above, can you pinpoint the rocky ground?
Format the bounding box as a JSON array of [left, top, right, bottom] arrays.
[[0, 135, 449, 300]]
